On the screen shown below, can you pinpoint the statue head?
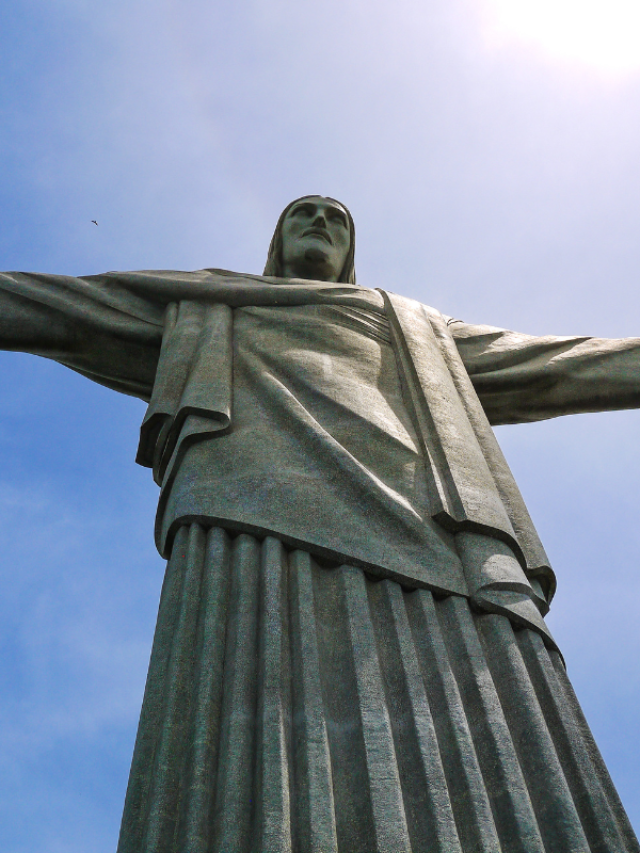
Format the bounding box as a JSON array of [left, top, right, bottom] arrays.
[[263, 195, 356, 283]]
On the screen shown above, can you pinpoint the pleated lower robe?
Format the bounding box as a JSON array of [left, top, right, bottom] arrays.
[[117, 524, 639, 853]]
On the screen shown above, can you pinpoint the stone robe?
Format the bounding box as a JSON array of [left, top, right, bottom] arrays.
[[2, 267, 640, 852]]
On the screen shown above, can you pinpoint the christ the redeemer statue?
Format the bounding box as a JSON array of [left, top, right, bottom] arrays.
[[1, 195, 639, 852]]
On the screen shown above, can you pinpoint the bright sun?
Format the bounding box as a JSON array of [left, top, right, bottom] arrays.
[[483, 0, 640, 74]]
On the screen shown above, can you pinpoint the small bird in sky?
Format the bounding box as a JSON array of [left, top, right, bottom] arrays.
[[91, 220, 98, 226]]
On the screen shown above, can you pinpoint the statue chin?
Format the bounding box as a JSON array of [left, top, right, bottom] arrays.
[[304, 246, 328, 264]]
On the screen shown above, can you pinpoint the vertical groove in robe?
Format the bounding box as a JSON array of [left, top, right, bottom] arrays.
[[340, 566, 413, 853], [369, 580, 463, 852], [478, 615, 589, 853], [142, 524, 207, 852], [117, 525, 193, 853], [407, 589, 502, 853], [313, 563, 376, 851], [550, 650, 640, 853], [437, 596, 546, 853], [178, 527, 232, 853], [211, 534, 260, 853], [289, 550, 338, 853], [253, 537, 293, 853], [516, 628, 634, 853]]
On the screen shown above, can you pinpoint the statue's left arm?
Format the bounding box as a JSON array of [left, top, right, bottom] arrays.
[[451, 320, 640, 425]]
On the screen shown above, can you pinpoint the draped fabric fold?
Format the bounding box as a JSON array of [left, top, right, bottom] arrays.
[[423, 302, 555, 598], [137, 301, 233, 486]]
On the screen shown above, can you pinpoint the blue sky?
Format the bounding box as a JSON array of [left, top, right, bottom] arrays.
[[1, 0, 640, 849]]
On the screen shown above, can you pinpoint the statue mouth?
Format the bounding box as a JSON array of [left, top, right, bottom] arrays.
[[303, 228, 333, 245]]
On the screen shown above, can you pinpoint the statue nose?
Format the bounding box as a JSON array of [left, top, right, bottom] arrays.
[[312, 214, 327, 227]]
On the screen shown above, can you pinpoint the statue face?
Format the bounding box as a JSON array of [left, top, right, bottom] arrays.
[[280, 196, 351, 282]]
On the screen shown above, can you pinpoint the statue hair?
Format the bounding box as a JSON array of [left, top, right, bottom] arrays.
[[263, 195, 356, 284]]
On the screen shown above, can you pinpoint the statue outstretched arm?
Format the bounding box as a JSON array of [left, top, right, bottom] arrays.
[[450, 320, 640, 425], [0, 269, 177, 401]]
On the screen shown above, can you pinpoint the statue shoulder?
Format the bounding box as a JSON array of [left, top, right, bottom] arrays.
[[378, 288, 459, 328]]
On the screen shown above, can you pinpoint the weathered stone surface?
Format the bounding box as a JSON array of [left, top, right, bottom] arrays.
[[1, 195, 639, 850]]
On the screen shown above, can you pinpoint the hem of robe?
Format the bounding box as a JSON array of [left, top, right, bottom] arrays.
[[159, 513, 552, 640], [158, 512, 469, 599], [118, 524, 639, 853]]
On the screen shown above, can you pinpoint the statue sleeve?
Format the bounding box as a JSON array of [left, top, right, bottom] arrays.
[[450, 319, 640, 425], [0, 269, 167, 401]]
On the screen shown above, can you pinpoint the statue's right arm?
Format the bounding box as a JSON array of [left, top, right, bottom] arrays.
[[0, 270, 167, 401]]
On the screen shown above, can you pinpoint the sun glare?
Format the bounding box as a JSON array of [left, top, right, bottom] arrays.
[[483, 0, 640, 73]]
